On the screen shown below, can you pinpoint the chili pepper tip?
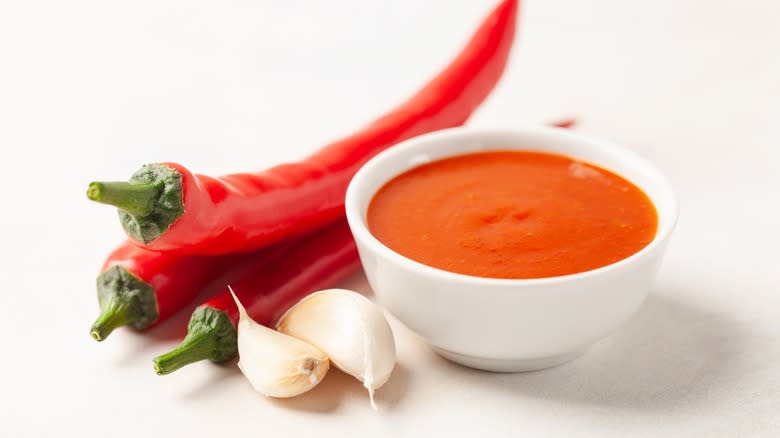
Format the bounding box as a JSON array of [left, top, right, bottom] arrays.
[[86, 181, 160, 217], [89, 329, 102, 342], [90, 304, 132, 342]]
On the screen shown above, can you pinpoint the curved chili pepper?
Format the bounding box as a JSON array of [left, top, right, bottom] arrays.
[[151, 220, 359, 375], [87, 0, 519, 255]]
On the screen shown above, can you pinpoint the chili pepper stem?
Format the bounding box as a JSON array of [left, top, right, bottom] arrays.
[[152, 306, 237, 375], [90, 302, 132, 341], [88, 164, 184, 244], [91, 266, 159, 341], [153, 334, 217, 375], [87, 181, 160, 217]]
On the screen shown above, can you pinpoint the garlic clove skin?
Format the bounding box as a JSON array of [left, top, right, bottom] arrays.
[[231, 289, 329, 398], [276, 289, 396, 405]]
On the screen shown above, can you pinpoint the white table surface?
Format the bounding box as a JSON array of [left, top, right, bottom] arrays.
[[1, 0, 778, 436]]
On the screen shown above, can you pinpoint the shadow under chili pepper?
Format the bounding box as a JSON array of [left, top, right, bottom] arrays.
[[174, 358, 243, 401], [141, 303, 193, 341]]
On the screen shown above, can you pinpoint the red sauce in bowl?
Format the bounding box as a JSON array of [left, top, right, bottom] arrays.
[[367, 151, 658, 279]]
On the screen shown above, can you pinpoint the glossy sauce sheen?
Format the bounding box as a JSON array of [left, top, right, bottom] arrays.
[[367, 151, 658, 279]]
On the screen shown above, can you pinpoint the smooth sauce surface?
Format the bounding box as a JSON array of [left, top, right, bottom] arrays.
[[367, 151, 658, 279]]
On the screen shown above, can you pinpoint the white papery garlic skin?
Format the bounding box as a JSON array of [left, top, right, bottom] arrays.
[[231, 289, 329, 398], [277, 289, 396, 408]]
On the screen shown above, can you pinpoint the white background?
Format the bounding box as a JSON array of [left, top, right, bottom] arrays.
[[1, 0, 778, 436]]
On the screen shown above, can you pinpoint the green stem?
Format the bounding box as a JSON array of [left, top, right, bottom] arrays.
[[152, 334, 218, 375], [87, 164, 184, 244], [90, 302, 132, 341], [152, 306, 237, 375], [90, 266, 159, 342], [87, 181, 160, 217]]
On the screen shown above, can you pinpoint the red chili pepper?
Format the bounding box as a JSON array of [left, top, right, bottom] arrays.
[[87, 0, 519, 256], [89, 240, 287, 341], [152, 220, 359, 375]]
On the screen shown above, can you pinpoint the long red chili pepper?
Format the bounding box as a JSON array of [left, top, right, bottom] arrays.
[[89, 240, 287, 341], [152, 220, 359, 375], [86, 0, 519, 256]]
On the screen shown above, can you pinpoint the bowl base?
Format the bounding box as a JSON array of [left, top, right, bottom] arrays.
[[432, 346, 588, 373]]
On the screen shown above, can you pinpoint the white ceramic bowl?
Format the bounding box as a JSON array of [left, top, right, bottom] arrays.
[[345, 126, 678, 372]]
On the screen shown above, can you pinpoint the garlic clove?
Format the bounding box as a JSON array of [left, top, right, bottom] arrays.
[[276, 289, 396, 407], [231, 288, 329, 398]]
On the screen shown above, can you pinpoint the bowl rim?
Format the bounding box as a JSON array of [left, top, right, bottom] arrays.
[[345, 125, 679, 287]]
